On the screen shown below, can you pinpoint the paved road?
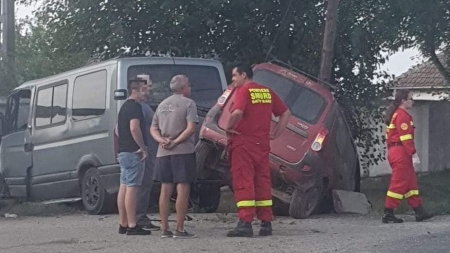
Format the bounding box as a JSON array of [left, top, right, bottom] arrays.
[[0, 213, 449, 253]]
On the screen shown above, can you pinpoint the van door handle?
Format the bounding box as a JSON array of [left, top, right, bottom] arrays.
[[24, 143, 34, 152]]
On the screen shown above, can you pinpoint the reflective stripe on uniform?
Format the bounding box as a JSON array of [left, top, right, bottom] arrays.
[[400, 134, 412, 141], [255, 200, 273, 207], [387, 124, 396, 129], [405, 190, 419, 198], [387, 191, 404, 200], [237, 200, 256, 207]]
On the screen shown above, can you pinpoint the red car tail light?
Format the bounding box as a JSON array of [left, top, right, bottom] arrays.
[[311, 127, 329, 152]]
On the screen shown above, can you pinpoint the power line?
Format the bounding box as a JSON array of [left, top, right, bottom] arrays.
[[264, 0, 294, 62]]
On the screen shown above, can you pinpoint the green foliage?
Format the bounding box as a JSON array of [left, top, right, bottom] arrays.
[[0, 15, 89, 95], [7, 0, 450, 171], [8, 0, 394, 171], [14, 17, 90, 83], [0, 54, 17, 95], [382, 0, 450, 83]]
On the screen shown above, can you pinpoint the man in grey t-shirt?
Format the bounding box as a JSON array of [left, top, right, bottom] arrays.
[[150, 75, 199, 239]]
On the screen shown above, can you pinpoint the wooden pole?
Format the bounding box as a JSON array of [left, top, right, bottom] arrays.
[[0, 0, 4, 54], [6, 0, 15, 56], [0, 0, 15, 56], [318, 0, 340, 88]]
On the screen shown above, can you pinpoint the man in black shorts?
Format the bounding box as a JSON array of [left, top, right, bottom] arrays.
[[116, 79, 151, 236], [150, 75, 198, 239]]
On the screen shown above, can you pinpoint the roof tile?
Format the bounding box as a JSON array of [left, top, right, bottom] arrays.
[[393, 54, 449, 88]]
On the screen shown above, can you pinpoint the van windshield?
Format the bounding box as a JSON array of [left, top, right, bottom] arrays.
[[253, 69, 326, 124], [127, 64, 223, 114]]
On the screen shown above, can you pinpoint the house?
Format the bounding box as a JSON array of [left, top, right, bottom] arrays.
[[366, 55, 450, 177]]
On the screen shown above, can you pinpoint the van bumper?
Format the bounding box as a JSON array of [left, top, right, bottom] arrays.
[[98, 164, 121, 195]]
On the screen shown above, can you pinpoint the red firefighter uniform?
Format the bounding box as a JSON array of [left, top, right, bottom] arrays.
[[385, 108, 422, 209], [229, 82, 288, 223]]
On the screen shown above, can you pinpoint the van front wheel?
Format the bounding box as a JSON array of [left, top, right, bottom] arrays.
[[81, 168, 115, 215]]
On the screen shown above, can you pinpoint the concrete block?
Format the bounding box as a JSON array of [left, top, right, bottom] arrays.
[[332, 189, 371, 214]]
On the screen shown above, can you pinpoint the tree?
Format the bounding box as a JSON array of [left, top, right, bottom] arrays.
[[0, 14, 90, 95], [0, 54, 17, 95], [18, 0, 418, 173], [383, 0, 450, 83]]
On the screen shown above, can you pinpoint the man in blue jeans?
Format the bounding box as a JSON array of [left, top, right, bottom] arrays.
[[135, 74, 160, 231], [117, 79, 151, 236]]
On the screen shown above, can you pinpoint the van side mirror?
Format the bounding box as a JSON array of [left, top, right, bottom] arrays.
[[114, 89, 127, 100]]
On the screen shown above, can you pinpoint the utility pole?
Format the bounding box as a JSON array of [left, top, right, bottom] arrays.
[[318, 0, 340, 89], [0, 0, 15, 57], [0, 0, 3, 55]]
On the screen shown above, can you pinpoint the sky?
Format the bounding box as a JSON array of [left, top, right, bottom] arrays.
[[15, 2, 423, 78]]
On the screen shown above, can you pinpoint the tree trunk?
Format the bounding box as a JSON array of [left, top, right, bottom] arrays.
[[318, 0, 340, 89]]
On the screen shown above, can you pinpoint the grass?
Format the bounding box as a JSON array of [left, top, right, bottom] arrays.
[[361, 170, 450, 215]]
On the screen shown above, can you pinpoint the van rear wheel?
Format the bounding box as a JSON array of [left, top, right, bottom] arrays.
[[81, 168, 115, 215]]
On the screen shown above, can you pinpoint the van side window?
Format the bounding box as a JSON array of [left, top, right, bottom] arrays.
[[5, 89, 31, 134], [35, 83, 68, 128], [72, 70, 107, 121]]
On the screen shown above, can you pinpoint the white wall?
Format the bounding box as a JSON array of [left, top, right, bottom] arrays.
[[409, 102, 430, 173]]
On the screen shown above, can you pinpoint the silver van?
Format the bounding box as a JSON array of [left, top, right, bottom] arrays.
[[0, 57, 227, 214]]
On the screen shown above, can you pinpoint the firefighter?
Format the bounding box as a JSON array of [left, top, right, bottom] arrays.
[[225, 64, 291, 237], [383, 89, 434, 223]]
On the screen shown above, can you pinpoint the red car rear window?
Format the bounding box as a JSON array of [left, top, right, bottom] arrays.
[[253, 69, 326, 124]]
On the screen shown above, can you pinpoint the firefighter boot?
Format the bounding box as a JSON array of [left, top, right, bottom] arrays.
[[226, 220, 254, 237], [382, 208, 404, 223], [259, 222, 272, 236], [414, 206, 434, 222]]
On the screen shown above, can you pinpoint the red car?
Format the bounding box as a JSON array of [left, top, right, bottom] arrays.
[[195, 62, 361, 219]]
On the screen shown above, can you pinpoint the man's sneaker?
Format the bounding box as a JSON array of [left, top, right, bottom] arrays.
[[161, 230, 174, 238], [140, 221, 160, 231], [226, 220, 253, 237], [173, 230, 196, 239], [259, 222, 272, 236], [126, 225, 151, 236], [119, 225, 127, 234]]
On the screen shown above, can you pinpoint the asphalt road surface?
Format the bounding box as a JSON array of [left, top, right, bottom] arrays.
[[0, 212, 449, 253]]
